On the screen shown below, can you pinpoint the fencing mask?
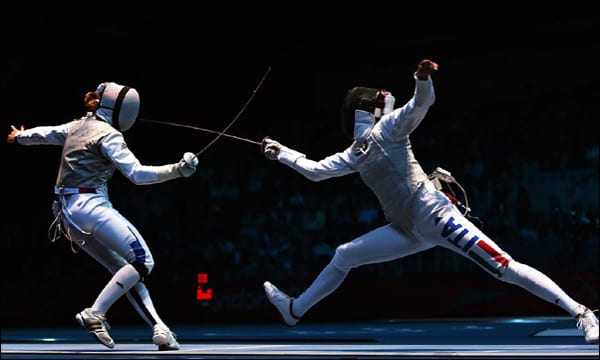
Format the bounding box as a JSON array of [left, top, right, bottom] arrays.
[[340, 86, 395, 140], [95, 82, 140, 132]]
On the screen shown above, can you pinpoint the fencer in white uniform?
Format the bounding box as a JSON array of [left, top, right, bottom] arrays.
[[261, 59, 599, 344], [7, 82, 198, 350]]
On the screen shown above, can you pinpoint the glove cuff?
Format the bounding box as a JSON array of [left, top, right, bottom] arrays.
[[278, 145, 306, 165], [178, 166, 195, 178]]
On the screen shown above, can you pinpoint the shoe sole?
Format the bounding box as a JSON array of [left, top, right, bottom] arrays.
[[158, 344, 180, 351]]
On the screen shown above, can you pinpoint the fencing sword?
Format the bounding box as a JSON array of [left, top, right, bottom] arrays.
[[139, 118, 262, 146], [140, 66, 270, 157]]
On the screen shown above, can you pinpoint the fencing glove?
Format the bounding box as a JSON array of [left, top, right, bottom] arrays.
[[177, 152, 198, 177], [261, 136, 281, 160]]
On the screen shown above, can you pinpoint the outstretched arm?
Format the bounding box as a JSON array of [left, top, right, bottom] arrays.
[[262, 137, 355, 181], [7, 123, 70, 146], [100, 132, 198, 184]]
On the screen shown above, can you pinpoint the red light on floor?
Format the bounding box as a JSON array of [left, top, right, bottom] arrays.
[[196, 272, 213, 300]]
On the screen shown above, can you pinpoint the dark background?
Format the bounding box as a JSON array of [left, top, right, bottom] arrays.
[[2, 6, 598, 328]]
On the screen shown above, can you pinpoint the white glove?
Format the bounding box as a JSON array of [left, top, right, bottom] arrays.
[[261, 136, 281, 160], [177, 152, 198, 177]]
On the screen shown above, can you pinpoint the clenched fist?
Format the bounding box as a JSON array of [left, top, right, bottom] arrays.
[[261, 136, 281, 160], [177, 152, 198, 177], [415, 59, 439, 80]]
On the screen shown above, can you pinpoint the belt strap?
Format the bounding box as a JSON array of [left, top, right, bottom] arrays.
[[77, 188, 96, 194], [55, 186, 97, 195]]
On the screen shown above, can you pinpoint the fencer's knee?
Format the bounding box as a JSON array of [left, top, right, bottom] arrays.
[[331, 243, 354, 272], [499, 260, 521, 284], [132, 261, 152, 278]]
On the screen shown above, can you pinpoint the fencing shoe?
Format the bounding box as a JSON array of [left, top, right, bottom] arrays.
[[153, 323, 180, 351], [576, 308, 599, 344], [75, 308, 115, 349], [263, 281, 301, 326]]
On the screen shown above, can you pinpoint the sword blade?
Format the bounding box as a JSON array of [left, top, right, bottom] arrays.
[[139, 118, 261, 145]]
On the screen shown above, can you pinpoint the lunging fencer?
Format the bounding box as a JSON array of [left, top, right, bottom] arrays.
[[7, 82, 199, 350], [260, 59, 599, 344]]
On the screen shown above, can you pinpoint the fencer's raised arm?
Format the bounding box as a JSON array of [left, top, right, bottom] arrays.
[[262, 136, 356, 182], [377, 61, 437, 141]]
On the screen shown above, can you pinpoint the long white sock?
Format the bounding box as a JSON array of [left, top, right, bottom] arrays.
[[502, 260, 584, 316], [126, 282, 164, 327], [91, 264, 140, 315], [294, 262, 348, 317]]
